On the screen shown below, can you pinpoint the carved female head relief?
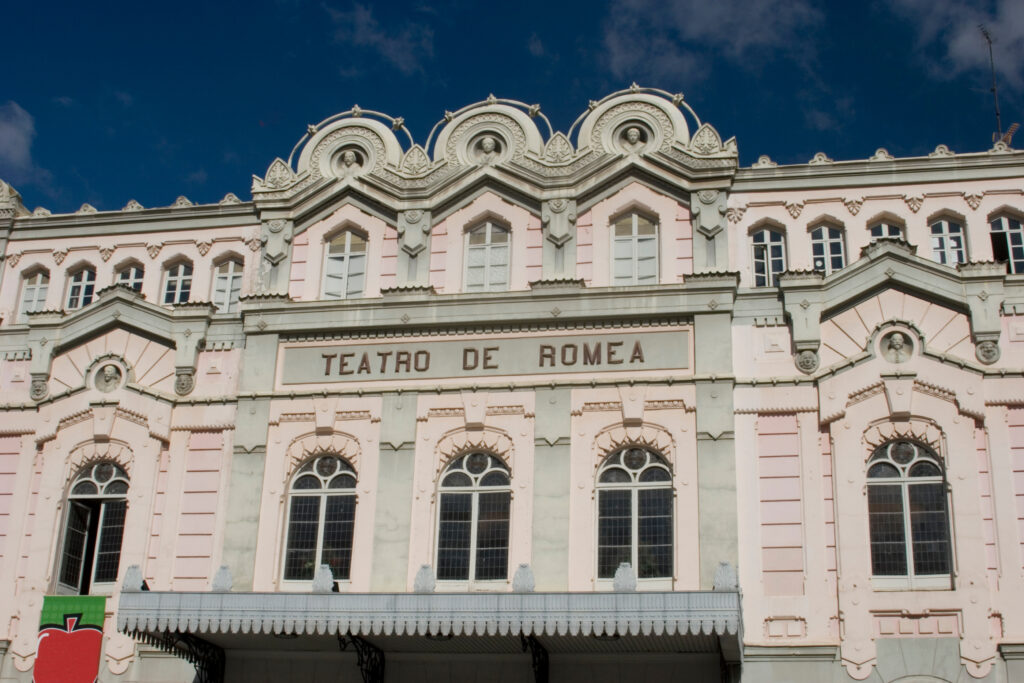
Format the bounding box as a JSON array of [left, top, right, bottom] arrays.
[[471, 134, 504, 165], [616, 123, 651, 154], [332, 147, 365, 177]]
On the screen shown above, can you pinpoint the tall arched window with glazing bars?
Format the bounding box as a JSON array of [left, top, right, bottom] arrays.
[[57, 461, 129, 594], [867, 441, 951, 586], [435, 452, 511, 582], [596, 446, 673, 580], [282, 455, 357, 583]]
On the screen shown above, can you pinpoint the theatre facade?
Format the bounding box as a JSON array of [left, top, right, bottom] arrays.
[[0, 87, 1023, 682]]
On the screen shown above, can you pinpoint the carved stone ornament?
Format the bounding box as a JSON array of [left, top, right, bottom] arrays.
[[618, 125, 649, 154], [869, 148, 895, 161], [613, 562, 637, 591], [590, 101, 673, 155], [174, 369, 195, 396], [844, 198, 863, 215], [544, 132, 574, 162], [795, 350, 819, 374], [99, 247, 115, 262], [713, 561, 738, 591], [903, 195, 924, 213], [263, 158, 296, 189], [211, 565, 233, 592], [52, 249, 68, 265], [929, 144, 955, 158], [398, 209, 431, 256], [689, 123, 723, 155], [785, 201, 804, 219], [246, 235, 263, 252], [312, 564, 334, 593], [195, 240, 212, 256], [219, 192, 242, 205], [990, 140, 1011, 154], [401, 145, 430, 174], [146, 243, 163, 259], [171, 196, 193, 208], [310, 126, 387, 179], [752, 155, 777, 168], [6, 252, 21, 267], [512, 563, 535, 593], [964, 192, 984, 210], [473, 135, 504, 164], [881, 331, 913, 363], [32, 207, 51, 217], [976, 340, 1000, 365], [122, 199, 144, 211], [691, 189, 727, 237], [30, 377, 48, 401], [808, 152, 833, 165], [94, 364, 123, 392], [77, 203, 98, 214], [413, 564, 436, 593], [334, 148, 365, 178], [726, 206, 747, 224], [542, 198, 577, 247]]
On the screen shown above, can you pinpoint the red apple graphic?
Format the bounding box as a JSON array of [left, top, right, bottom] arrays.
[[34, 615, 103, 683]]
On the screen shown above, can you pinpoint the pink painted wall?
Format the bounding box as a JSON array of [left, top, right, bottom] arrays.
[[1010, 407, 1024, 569], [173, 431, 224, 590], [757, 415, 804, 596], [0, 436, 18, 561]]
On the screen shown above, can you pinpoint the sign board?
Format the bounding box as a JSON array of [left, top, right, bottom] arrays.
[[281, 329, 689, 385]]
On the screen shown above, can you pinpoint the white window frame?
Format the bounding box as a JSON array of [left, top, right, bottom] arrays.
[[930, 218, 967, 265], [65, 267, 97, 310], [751, 228, 786, 287], [867, 441, 953, 591], [55, 462, 129, 596], [212, 258, 244, 313], [434, 452, 512, 589], [595, 446, 674, 590], [321, 230, 367, 300], [163, 262, 193, 304], [611, 212, 658, 286], [810, 225, 846, 275], [990, 214, 1024, 274], [116, 263, 145, 292], [463, 221, 510, 293], [280, 455, 357, 588], [19, 270, 49, 320], [869, 222, 903, 240]]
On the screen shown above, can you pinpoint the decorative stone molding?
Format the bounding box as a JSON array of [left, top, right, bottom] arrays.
[[262, 158, 296, 189], [122, 565, 144, 592], [397, 209, 431, 256], [592, 421, 676, 465], [725, 206, 746, 223], [964, 192, 984, 210], [32, 207, 51, 217], [219, 192, 242, 205], [512, 564, 535, 593], [844, 198, 863, 215], [195, 240, 212, 256], [99, 247, 114, 262], [66, 440, 135, 485], [862, 419, 942, 452], [903, 195, 924, 213], [976, 340, 1000, 364], [713, 562, 738, 591], [691, 189, 727, 238], [689, 123, 723, 155], [77, 203, 98, 214], [29, 374, 49, 401], [752, 155, 777, 168], [612, 563, 637, 591], [543, 132, 574, 162], [413, 565, 436, 593], [146, 243, 163, 259], [435, 427, 514, 464], [401, 145, 430, 174], [929, 144, 955, 158], [312, 565, 334, 593], [794, 349, 819, 374], [785, 201, 803, 219], [541, 198, 576, 246], [211, 566, 233, 592], [285, 431, 362, 472], [174, 368, 195, 396], [171, 196, 193, 208], [808, 152, 833, 165], [6, 252, 21, 267], [52, 248, 68, 265], [122, 199, 144, 211], [869, 148, 894, 161]]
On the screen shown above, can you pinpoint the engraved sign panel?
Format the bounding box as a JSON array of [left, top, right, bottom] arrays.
[[281, 329, 689, 385]]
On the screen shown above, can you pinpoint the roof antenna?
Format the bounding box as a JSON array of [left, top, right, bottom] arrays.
[[979, 25, 1017, 145]]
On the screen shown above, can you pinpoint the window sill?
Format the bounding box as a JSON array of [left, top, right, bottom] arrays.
[[595, 577, 673, 591], [871, 575, 952, 591], [278, 579, 351, 593], [435, 580, 508, 593]]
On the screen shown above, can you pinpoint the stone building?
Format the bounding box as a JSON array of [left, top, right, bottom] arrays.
[[0, 87, 1022, 682]]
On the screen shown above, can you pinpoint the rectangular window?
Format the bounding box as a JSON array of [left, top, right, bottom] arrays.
[[320, 496, 356, 581], [637, 488, 673, 578], [436, 492, 473, 580], [283, 496, 320, 581], [597, 489, 632, 578], [474, 491, 510, 581], [868, 484, 908, 576]]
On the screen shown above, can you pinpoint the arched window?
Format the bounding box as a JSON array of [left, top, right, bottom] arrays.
[[282, 455, 357, 582], [867, 441, 951, 584], [990, 214, 1024, 274], [66, 266, 97, 310], [322, 230, 366, 299], [810, 225, 846, 275], [163, 261, 193, 304], [596, 446, 673, 580], [436, 452, 511, 581], [869, 222, 903, 240], [19, 269, 49, 320], [116, 263, 144, 292], [930, 217, 966, 265], [212, 258, 243, 312], [57, 461, 129, 594], [612, 212, 657, 285], [751, 228, 786, 286], [464, 221, 509, 292]]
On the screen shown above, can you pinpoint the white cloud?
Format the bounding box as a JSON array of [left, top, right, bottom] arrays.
[[325, 3, 434, 76], [185, 168, 208, 184], [602, 0, 821, 81], [528, 33, 545, 57], [888, 0, 1024, 90], [0, 101, 44, 186]]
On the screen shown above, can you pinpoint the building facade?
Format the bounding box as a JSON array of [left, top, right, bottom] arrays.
[[0, 87, 1022, 682]]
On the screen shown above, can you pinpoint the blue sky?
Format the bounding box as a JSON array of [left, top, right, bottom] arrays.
[[3, 0, 1023, 214]]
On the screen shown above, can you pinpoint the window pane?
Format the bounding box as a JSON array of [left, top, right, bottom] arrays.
[[868, 484, 907, 576], [909, 483, 950, 575], [437, 493, 472, 580], [597, 490, 632, 578], [321, 495, 356, 580], [93, 500, 126, 583], [637, 489, 673, 578], [283, 496, 320, 580], [59, 502, 91, 590], [474, 491, 510, 580]]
